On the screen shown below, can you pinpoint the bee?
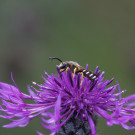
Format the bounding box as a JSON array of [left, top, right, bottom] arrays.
[[49, 57, 97, 82]]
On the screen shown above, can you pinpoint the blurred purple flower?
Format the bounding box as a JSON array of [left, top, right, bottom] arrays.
[[0, 66, 135, 135]]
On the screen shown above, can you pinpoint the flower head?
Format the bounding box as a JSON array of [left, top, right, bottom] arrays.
[[0, 66, 135, 135]]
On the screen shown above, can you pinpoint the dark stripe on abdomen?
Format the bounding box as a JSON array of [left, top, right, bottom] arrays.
[[82, 69, 97, 81]]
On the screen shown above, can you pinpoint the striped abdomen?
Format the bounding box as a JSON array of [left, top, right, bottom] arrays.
[[81, 69, 97, 81]]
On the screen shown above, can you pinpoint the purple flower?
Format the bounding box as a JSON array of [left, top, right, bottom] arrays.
[[0, 66, 135, 135]]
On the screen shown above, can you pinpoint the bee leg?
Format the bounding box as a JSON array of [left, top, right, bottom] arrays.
[[74, 68, 77, 74], [60, 69, 65, 73], [65, 67, 69, 74], [80, 72, 83, 86], [72, 68, 77, 78]]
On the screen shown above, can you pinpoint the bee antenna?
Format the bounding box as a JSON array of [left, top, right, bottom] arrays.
[[49, 57, 63, 63]]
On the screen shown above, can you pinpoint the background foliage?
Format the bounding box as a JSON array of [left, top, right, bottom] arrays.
[[0, 0, 135, 135]]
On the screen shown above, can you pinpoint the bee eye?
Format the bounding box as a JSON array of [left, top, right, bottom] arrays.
[[59, 63, 67, 69]]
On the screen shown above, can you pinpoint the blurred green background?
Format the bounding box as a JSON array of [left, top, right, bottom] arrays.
[[0, 0, 135, 135]]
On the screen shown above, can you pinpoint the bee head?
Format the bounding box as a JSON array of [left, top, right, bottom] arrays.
[[58, 62, 68, 70], [49, 57, 67, 71]]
